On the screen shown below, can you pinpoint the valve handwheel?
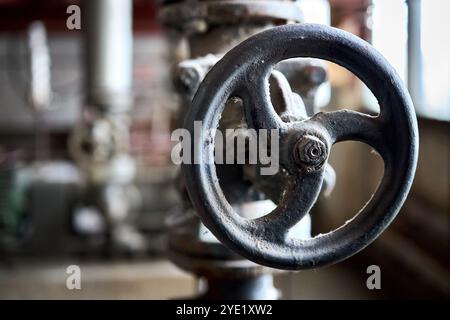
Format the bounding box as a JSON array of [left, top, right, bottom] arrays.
[[182, 24, 419, 270]]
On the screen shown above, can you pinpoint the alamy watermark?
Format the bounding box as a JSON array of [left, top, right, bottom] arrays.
[[66, 5, 81, 30], [366, 265, 381, 290], [66, 265, 81, 290], [171, 121, 280, 175]]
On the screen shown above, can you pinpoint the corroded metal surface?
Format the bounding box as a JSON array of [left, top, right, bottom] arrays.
[[159, 0, 304, 33], [182, 24, 419, 270]]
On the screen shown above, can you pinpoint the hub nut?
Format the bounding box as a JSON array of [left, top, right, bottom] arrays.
[[293, 135, 327, 170]]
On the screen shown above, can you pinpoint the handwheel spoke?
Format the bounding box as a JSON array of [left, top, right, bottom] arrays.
[[239, 72, 286, 131], [256, 169, 325, 238], [309, 109, 387, 157]]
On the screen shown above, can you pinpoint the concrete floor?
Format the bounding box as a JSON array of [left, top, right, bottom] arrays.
[[0, 259, 381, 299], [0, 260, 196, 299]]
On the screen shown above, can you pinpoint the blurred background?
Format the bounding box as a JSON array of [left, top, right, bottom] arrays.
[[0, 0, 448, 299]]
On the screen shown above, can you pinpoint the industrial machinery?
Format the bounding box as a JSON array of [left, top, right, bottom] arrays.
[[69, 0, 146, 253], [160, 0, 313, 299], [161, 0, 418, 298]]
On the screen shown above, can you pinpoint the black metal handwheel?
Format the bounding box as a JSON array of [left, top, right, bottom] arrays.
[[182, 24, 419, 270]]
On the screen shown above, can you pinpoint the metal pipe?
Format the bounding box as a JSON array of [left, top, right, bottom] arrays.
[[198, 275, 280, 300], [84, 0, 133, 112], [407, 0, 424, 109]]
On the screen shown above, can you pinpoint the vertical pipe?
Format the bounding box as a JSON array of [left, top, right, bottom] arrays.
[[407, 0, 424, 110], [84, 0, 133, 112]]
